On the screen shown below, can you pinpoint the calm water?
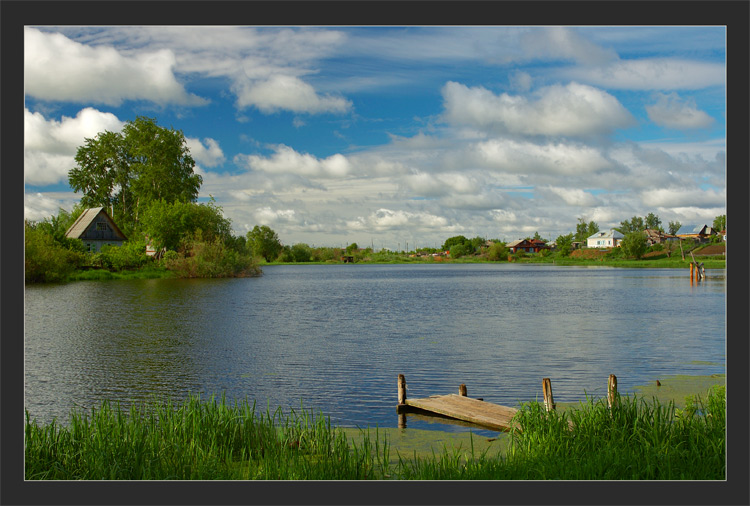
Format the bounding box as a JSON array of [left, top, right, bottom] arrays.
[[25, 264, 725, 435]]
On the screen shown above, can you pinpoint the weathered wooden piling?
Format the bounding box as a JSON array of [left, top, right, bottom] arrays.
[[607, 374, 618, 409], [459, 384, 467, 397], [542, 377, 556, 411], [397, 374, 407, 413]]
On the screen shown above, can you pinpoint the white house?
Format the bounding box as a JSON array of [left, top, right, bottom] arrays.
[[586, 229, 623, 248]]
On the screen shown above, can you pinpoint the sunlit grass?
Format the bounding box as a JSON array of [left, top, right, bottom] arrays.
[[25, 386, 725, 480]]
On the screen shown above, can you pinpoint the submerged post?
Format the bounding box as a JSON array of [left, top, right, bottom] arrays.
[[542, 378, 555, 411], [607, 374, 618, 409], [459, 384, 467, 397]]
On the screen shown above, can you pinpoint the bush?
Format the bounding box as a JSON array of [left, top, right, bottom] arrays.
[[620, 231, 648, 259], [25, 222, 86, 283], [290, 243, 313, 262], [163, 233, 259, 278], [486, 242, 508, 261], [98, 239, 150, 271], [449, 243, 470, 259]]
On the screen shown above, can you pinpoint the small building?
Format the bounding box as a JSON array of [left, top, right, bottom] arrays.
[[643, 228, 678, 246], [586, 229, 623, 248], [507, 239, 550, 253], [65, 207, 127, 253], [675, 224, 715, 242]]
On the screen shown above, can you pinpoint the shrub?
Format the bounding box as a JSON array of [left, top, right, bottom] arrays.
[[163, 234, 259, 278], [25, 222, 86, 283], [290, 243, 312, 262], [486, 242, 508, 261], [98, 238, 150, 271], [449, 243, 470, 259]]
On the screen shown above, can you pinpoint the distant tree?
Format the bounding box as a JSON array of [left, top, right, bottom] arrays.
[[575, 218, 599, 243], [345, 242, 359, 254], [555, 233, 574, 257], [532, 231, 544, 241], [620, 231, 648, 259], [442, 235, 470, 251], [486, 242, 507, 261], [668, 220, 682, 236], [140, 198, 232, 253], [713, 214, 726, 232], [644, 212, 663, 231], [618, 216, 645, 235], [290, 243, 312, 262], [449, 243, 470, 259], [469, 236, 486, 253], [246, 225, 283, 262]]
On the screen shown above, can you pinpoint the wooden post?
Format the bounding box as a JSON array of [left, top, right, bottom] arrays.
[[459, 384, 467, 397], [542, 378, 555, 411], [607, 374, 618, 409], [397, 374, 407, 413], [398, 413, 406, 429], [690, 262, 694, 281]]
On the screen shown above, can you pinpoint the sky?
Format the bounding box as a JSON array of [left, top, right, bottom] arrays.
[[23, 25, 726, 250]]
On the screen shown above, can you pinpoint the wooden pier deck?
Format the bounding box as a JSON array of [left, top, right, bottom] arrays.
[[401, 394, 519, 432]]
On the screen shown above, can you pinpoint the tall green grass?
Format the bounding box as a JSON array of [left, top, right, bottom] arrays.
[[25, 386, 725, 480]]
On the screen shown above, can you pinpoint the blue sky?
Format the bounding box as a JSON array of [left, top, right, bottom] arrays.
[[24, 26, 726, 249]]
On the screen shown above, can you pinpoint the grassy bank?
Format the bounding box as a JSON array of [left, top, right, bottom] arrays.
[[25, 384, 725, 480]]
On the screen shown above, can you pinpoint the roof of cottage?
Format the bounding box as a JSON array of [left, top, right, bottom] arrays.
[[65, 207, 127, 241]]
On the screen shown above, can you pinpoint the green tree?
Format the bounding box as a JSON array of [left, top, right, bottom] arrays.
[[712, 214, 726, 232], [575, 218, 599, 243], [486, 241, 508, 261], [449, 243, 470, 258], [620, 231, 648, 259], [644, 212, 663, 231], [345, 243, 359, 254], [618, 216, 645, 235], [555, 233, 574, 257], [140, 199, 232, 253], [290, 243, 312, 262], [24, 221, 86, 283], [246, 225, 283, 262], [442, 235, 469, 251], [69, 116, 202, 233], [668, 220, 682, 236]]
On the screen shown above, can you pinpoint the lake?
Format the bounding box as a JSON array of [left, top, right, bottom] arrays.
[[24, 264, 725, 436]]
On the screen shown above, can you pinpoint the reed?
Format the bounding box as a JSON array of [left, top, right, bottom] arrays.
[[25, 386, 725, 480]]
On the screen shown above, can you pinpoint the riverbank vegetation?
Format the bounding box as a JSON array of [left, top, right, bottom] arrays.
[[25, 385, 724, 480]]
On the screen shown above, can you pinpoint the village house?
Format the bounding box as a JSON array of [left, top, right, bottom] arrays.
[[643, 228, 678, 247], [506, 238, 550, 253], [675, 224, 716, 243], [586, 229, 623, 248], [64, 207, 127, 252]]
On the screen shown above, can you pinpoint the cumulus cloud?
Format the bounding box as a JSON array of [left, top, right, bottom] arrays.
[[473, 138, 612, 176], [237, 145, 351, 178], [401, 172, 481, 197], [185, 137, 225, 168], [348, 208, 452, 233], [565, 58, 725, 90], [24, 107, 124, 185], [442, 81, 634, 137], [234, 74, 352, 114], [24, 192, 80, 222], [24, 27, 207, 107], [645, 93, 714, 130]]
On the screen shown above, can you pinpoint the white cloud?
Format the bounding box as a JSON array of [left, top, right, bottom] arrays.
[[349, 208, 453, 233], [442, 81, 634, 137], [474, 138, 612, 176], [565, 58, 725, 90], [234, 74, 352, 114], [237, 145, 352, 178], [24, 28, 207, 107], [521, 27, 618, 65], [646, 93, 714, 130], [538, 186, 602, 207], [185, 137, 225, 168], [24, 107, 124, 185], [640, 187, 725, 208], [402, 172, 481, 197], [24, 192, 80, 222]]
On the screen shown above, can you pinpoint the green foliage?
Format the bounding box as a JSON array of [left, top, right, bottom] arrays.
[[442, 235, 469, 251], [668, 220, 682, 236], [449, 243, 470, 259], [554, 233, 574, 257], [712, 214, 726, 232], [618, 216, 645, 235], [33, 206, 86, 250], [486, 241, 508, 261], [246, 225, 283, 262], [24, 221, 86, 283], [345, 243, 359, 254], [162, 232, 259, 278], [644, 212, 663, 231], [68, 116, 202, 232], [575, 218, 599, 243], [290, 243, 313, 262], [140, 198, 232, 253], [96, 238, 150, 271], [619, 231, 648, 259]]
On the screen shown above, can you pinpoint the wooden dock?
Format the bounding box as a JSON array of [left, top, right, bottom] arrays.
[[401, 393, 519, 432], [396, 374, 618, 431]]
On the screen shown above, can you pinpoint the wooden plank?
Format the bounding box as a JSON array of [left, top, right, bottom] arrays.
[[404, 394, 519, 432]]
